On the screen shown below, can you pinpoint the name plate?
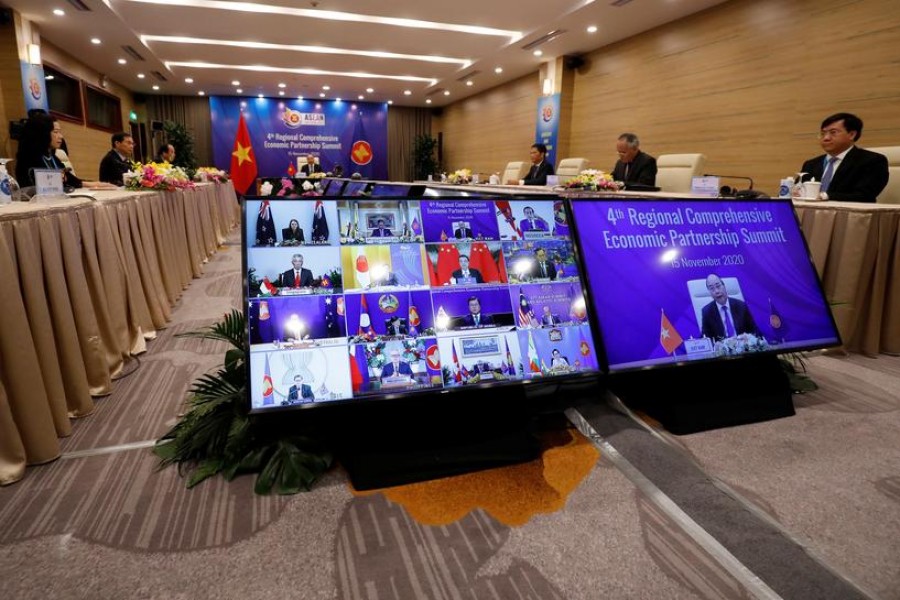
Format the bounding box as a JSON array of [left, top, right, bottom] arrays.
[[33, 169, 65, 198], [546, 175, 559, 186], [691, 176, 719, 197], [684, 337, 715, 359]]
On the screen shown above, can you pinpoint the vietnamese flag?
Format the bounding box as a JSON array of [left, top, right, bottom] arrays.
[[470, 242, 501, 283], [660, 309, 683, 355], [230, 112, 257, 195], [436, 244, 460, 285]]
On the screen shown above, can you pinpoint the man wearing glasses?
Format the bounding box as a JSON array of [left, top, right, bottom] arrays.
[[798, 113, 889, 202], [700, 274, 759, 341]]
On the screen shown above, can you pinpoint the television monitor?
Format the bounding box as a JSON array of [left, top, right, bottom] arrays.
[[323, 178, 346, 197], [370, 183, 426, 198], [568, 197, 840, 372], [243, 196, 603, 412], [343, 180, 371, 197]]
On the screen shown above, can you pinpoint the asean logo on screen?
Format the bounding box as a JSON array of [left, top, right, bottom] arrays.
[[281, 108, 326, 129], [426, 345, 440, 370], [351, 140, 373, 165]]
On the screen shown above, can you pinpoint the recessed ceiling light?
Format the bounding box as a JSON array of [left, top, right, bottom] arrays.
[[297, 95, 303, 100], [315, 103, 322, 109], [240, 101, 247, 107], [587, 25, 598, 34], [152, 85, 160, 90], [388, 100, 393, 105], [91, 38, 101, 45], [236, 89, 243, 93], [336, 98, 342, 102], [403, 90, 412, 95], [425, 99, 432, 104], [366, 88, 374, 93], [258, 93, 264, 98], [322, 85, 330, 90], [184, 77, 193, 83], [466, 80, 474, 87], [118, 58, 127, 65], [232, 80, 240, 86], [358, 95, 364, 100], [45, 74, 55, 80], [198, 91, 205, 96], [162, 61, 437, 85], [494, 67, 503, 74], [53, 9, 65, 16], [278, 82, 286, 88], [351, 104, 357, 110], [444, 90, 450, 96], [278, 91, 285, 96], [137, 73, 145, 79], [319, 93, 325, 98], [533, 50, 543, 57]]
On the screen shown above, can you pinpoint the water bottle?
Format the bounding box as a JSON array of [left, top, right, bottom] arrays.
[[778, 177, 794, 199], [0, 159, 13, 205]]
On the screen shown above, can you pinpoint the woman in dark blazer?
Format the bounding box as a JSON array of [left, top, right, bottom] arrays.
[[282, 219, 305, 243]]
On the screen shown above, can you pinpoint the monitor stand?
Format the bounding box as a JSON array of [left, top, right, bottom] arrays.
[[608, 353, 794, 435], [328, 387, 542, 491]]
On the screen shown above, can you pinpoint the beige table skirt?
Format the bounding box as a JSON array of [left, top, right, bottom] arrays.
[[794, 201, 900, 356], [0, 183, 238, 485]]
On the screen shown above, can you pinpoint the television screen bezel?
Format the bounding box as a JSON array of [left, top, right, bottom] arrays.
[[566, 195, 842, 374], [242, 194, 604, 414]]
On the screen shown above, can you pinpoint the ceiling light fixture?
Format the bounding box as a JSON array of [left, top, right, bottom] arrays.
[[258, 93, 264, 98], [358, 95, 364, 100], [587, 25, 598, 33], [278, 82, 286, 88], [444, 90, 450, 96], [184, 77, 193, 83], [163, 61, 437, 85], [232, 80, 240, 85], [366, 88, 374, 93], [278, 91, 285, 96], [297, 95, 303, 100], [129, 1, 521, 40], [152, 85, 160, 90], [533, 50, 543, 57], [494, 67, 503, 74], [425, 99, 432, 104], [236, 89, 243, 93], [118, 58, 127, 64], [403, 90, 412, 95], [466, 80, 474, 86], [53, 9, 65, 16], [319, 93, 325, 98], [387, 100, 393, 105], [141, 35, 473, 67], [137, 73, 145, 78], [91, 38, 101, 45], [198, 91, 205, 96]]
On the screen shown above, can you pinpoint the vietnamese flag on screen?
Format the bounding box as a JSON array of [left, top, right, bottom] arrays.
[[230, 112, 258, 195], [660, 309, 683, 355]]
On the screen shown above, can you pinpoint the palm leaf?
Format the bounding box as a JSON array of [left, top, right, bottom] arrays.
[[176, 309, 247, 351]]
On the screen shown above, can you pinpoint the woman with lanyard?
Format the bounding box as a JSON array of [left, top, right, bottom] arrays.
[[15, 112, 113, 191]]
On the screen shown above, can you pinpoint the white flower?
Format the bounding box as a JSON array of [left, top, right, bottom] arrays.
[[302, 180, 314, 191], [260, 181, 273, 196]]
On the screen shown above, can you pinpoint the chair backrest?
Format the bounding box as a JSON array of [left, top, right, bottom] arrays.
[[556, 158, 590, 184], [502, 161, 529, 184], [687, 277, 745, 335], [867, 146, 900, 204], [656, 153, 707, 193]]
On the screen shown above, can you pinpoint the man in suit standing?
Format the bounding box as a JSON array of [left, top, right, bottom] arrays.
[[99, 132, 135, 186], [461, 296, 494, 327], [370, 218, 393, 237], [300, 154, 323, 176], [286, 374, 315, 403], [700, 274, 760, 340], [519, 206, 549, 232], [611, 133, 657, 186], [521, 143, 554, 186], [532, 248, 557, 281], [451, 255, 484, 284], [381, 349, 414, 380], [279, 254, 314, 288], [799, 113, 889, 202]]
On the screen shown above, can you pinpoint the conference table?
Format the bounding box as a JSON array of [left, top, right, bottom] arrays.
[[0, 182, 239, 485]]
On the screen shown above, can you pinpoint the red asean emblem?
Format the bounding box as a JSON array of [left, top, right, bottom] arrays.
[[351, 140, 373, 165], [426, 345, 440, 370], [580, 341, 590, 356], [542, 104, 553, 122]]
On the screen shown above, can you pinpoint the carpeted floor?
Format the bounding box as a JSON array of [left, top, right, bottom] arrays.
[[1, 229, 895, 599]]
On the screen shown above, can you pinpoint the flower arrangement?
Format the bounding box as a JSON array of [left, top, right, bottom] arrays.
[[564, 169, 621, 191], [193, 166, 229, 183], [259, 177, 323, 197], [714, 332, 770, 356], [447, 168, 472, 184], [306, 171, 327, 180], [124, 162, 195, 191]]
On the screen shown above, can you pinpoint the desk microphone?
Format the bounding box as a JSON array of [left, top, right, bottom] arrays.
[[703, 174, 766, 198]]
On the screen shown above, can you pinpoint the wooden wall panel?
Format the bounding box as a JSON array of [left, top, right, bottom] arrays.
[[433, 74, 539, 178], [437, 0, 900, 195]]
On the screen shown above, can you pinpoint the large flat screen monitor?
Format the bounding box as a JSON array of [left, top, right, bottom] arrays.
[[243, 196, 601, 412], [569, 197, 840, 372]]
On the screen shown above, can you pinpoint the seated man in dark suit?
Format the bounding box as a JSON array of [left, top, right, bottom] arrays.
[[286, 373, 315, 403], [798, 113, 889, 202], [381, 349, 414, 380], [279, 253, 314, 288], [611, 133, 657, 186], [521, 143, 554, 186], [282, 219, 306, 243], [155, 143, 175, 164], [461, 296, 494, 327], [451, 255, 484, 284], [370, 218, 393, 237], [454, 222, 474, 239], [531, 248, 557, 281], [540, 305, 561, 326], [99, 132, 135, 186], [385, 316, 408, 336], [300, 154, 323, 175], [700, 274, 760, 340]]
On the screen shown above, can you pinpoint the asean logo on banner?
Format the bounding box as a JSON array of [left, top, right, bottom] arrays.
[[542, 103, 554, 123], [351, 140, 373, 165], [29, 76, 43, 101], [580, 340, 591, 357], [282, 108, 303, 128], [426, 345, 440, 370]]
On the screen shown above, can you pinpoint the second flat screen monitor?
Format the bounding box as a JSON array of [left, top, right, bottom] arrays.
[[244, 196, 601, 412]]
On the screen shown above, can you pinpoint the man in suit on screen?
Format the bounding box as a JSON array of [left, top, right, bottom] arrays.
[[531, 248, 557, 281], [286, 374, 315, 403], [300, 154, 323, 176], [798, 113, 888, 202], [279, 254, 314, 288], [381, 349, 414, 380], [700, 274, 760, 340], [519, 206, 549, 232], [611, 133, 657, 186], [370, 218, 393, 237], [540, 305, 561, 326], [454, 222, 474, 240], [385, 316, 408, 336], [461, 296, 494, 327], [451, 255, 484, 284]]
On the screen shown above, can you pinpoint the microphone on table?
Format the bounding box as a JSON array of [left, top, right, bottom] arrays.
[[703, 174, 767, 199]]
